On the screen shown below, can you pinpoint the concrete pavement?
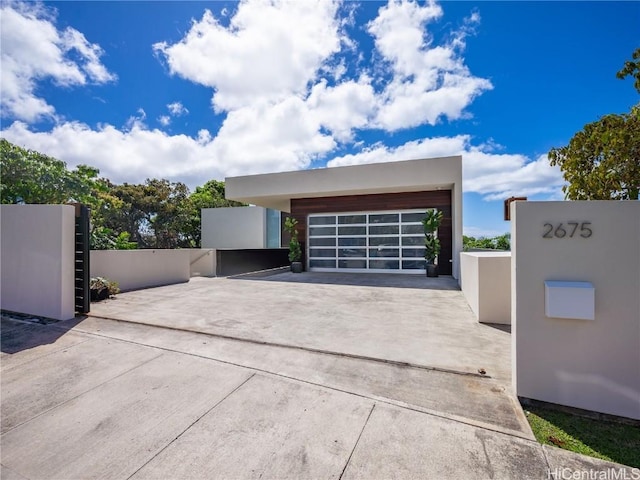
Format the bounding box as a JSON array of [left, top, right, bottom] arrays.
[[1, 316, 635, 479], [89, 273, 512, 382]]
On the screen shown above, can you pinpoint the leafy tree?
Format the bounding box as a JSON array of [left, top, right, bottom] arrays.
[[100, 182, 148, 247], [1, 139, 246, 249], [494, 233, 511, 251], [103, 179, 193, 249], [91, 227, 117, 250], [549, 51, 640, 200], [114, 232, 138, 250], [90, 227, 137, 250], [616, 47, 640, 93], [463, 233, 510, 251], [0, 139, 128, 248], [146, 179, 192, 248], [190, 180, 241, 208], [1, 138, 100, 206], [549, 107, 639, 200]]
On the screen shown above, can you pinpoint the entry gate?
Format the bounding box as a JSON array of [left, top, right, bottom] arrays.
[[74, 204, 90, 314]]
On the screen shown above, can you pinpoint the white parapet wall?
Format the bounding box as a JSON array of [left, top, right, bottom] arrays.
[[201, 207, 267, 248], [201, 206, 266, 249], [1, 204, 76, 320], [91, 250, 191, 292], [460, 251, 511, 325], [511, 200, 640, 420]]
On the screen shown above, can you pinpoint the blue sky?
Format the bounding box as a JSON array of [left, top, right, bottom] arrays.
[[1, 1, 638, 236]]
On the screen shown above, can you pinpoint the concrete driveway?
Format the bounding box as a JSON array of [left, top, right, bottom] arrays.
[[1, 273, 633, 479], [89, 272, 511, 382]]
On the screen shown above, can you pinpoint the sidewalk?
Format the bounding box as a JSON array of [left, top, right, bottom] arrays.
[[2, 315, 635, 480]]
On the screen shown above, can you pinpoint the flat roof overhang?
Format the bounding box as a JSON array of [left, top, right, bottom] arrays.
[[225, 156, 462, 212]]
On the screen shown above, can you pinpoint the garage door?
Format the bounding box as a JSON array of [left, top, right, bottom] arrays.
[[307, 210, 430, 273]]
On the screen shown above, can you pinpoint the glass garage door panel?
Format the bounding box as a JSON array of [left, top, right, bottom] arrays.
[[309, 216, 336, 225], [308, 209, 433, 273], [338, 215, 366, 224], [339, 237, 366, 246], [310, 259, 336, 268], [309, 237, 336, 247]]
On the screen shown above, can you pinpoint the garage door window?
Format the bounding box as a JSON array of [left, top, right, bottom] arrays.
[[308, 210, 433, 273]]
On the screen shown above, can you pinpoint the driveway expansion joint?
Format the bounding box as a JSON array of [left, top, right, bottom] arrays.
[[125, 372, 257, 480], [48, 319, 536, 443], [1, 351, 164, 436], [339, 403, 376, 480], [83, 314, 494, 379]]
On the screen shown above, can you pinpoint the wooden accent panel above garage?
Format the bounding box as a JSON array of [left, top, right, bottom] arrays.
[[289, 190, 453, 275]]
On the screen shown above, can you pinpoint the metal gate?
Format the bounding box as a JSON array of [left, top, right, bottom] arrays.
[[74, 204, 90, 314]]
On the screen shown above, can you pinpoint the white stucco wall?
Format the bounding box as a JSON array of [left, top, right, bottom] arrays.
[[1, 205, 76, 320], [91, 250, 190, 292], [226, 156, 461, 210], [188, 248, 216, 277], [452, 181, 463, 280], [460, 252, 511, 325], [511, 201, 640, 420], [201, 206, 266, 249]]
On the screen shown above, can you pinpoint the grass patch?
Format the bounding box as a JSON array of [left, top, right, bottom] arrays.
[[524, 405, 640, 468]]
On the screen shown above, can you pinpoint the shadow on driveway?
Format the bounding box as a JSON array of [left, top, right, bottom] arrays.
[[1, 315, 86, 354]]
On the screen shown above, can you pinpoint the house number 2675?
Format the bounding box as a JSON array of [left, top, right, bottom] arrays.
[[542, 222, 592, 238]]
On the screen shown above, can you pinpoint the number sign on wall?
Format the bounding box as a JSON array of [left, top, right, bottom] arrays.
[[542, 222, 592, 239]]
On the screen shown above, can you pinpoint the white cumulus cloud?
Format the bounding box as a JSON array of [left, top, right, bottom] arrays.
[[153, 0, 344, 111], [2, 120, 222, 188], [0, 1, 116, 122], [0, 0, 561, 202], [167, 102, 189, 116], [306, 77, 377, 142], [368, 0, 492, 130], [328, 135, 564, 200]]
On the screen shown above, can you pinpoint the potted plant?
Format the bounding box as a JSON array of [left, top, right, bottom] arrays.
[[422, 209, 443, 277], [90, 276, 120, 302], [284, 216, 303, 273]]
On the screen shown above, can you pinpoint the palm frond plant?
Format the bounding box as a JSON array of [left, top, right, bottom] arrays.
[[284, 216, 303, 272], [422, 209, 443, 277]]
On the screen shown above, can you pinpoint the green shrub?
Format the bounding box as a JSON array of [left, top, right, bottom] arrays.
[[90, 276, 120, 301], [422, 209, 443, 264], [284, 216, 302, 263]]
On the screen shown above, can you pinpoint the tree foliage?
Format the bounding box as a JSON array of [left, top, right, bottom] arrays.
[[549, 50, 640, 200], [91, 228, 137, 250], [1, 138, 103, 206], [102, 179, 193, 249], [0, 138, 245, 249], [549, 106, 639, 200], [616, 47, 640, 94], [463, 234, 510, 251]]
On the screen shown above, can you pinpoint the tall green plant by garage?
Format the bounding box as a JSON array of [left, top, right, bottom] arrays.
[[284, 216, 303, 273], [422, 209, 443, 277]]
